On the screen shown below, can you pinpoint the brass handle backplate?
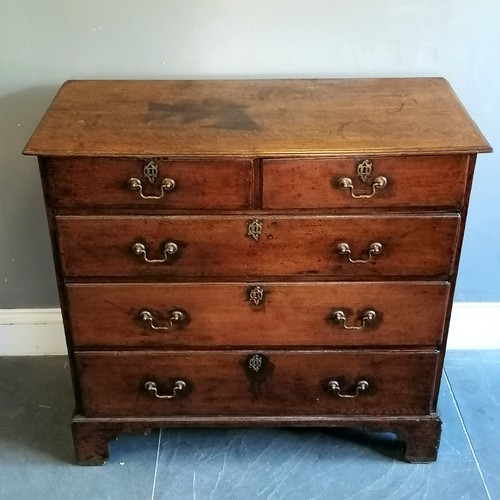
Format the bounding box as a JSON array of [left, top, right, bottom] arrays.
[[337, 242, 382, 263], [337, 176, 387, 199], [144, 380, 187, 399], [328, 380, 369, 398], [139, 310, 185, 330], [132, 242, 178, 263], [331, 309, 377, 330]]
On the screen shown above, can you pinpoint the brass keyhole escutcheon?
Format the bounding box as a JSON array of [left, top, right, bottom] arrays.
[[248, 286, 265, 306], [249, 354, 263, 372], [356, 159, 373, 182], [144, 160, 159, 183], [247, 219, 263, 241]]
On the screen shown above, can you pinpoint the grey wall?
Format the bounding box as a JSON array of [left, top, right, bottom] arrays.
[[1, 0, 499, 307]]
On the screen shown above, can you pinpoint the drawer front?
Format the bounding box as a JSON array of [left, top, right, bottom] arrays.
[[76, 350, 438, 417], [57, 215, 460, 278], [44, 157, 254, 209], [67, 282, 450, 348], [262, 156, 469, 209]]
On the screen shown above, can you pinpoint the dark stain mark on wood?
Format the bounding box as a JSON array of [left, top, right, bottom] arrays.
[[243, 353, 274, 399], [146, 100, 260, 132], [370, 94, 418, 114], [337, 121, 353, 140]]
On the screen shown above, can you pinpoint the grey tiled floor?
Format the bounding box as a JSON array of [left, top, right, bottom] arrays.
[[1, 351, 498, 500]]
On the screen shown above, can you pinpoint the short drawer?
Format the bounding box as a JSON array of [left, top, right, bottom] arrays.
[[76, 350, 438, 417], [262, 155, 469, 210], [43, 157, 254, 209], [57, 214, 460, 278], [67, 282, 450, 348]]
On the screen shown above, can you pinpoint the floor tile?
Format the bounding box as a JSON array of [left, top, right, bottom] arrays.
[[153, 379, 487, 500], [445, 350, 500, 498], [0, 356, 158, 500]]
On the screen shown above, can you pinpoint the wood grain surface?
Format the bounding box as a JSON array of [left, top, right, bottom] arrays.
[[56, 214, 460, 278], [24, 79, 491, 157], [75, 350, 438, 417], [67, 281, 450, 348], [263, 155, 470, 210], [44, 157, 254, 209]]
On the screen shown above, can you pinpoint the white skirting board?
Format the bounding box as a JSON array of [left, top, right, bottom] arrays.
[[0, 308, 66, 355], [0, 303, 499, 355]]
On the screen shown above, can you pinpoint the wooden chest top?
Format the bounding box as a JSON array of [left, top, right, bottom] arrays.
[[23, 78, 491, 158]]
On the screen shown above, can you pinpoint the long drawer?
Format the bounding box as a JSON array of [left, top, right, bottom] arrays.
[[67, 282, 450, 348], [75, 350, 439, 417], [262, 155, 469, 210], [44, 157, 254, 209], [56, 214, 460, 278]]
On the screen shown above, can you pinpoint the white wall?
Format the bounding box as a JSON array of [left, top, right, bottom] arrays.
[[1, 0, 499, 307]]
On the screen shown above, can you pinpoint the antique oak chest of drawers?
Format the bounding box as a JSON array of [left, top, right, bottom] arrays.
[[24, 78, 491, 464]]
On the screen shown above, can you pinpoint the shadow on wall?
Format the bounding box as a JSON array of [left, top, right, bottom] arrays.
[[0, 85, 61, 308]]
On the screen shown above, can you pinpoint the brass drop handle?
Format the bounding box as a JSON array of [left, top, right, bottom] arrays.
[[337, 242, 382, 263], [132, 242, 178, 263], [139, 310, 185, 330], [332, 309, 377, 329], [338, 176, 387, 198], [328, 380, 369, 398], [127, 177, 176, 199], [144, 380, 187, 399]]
